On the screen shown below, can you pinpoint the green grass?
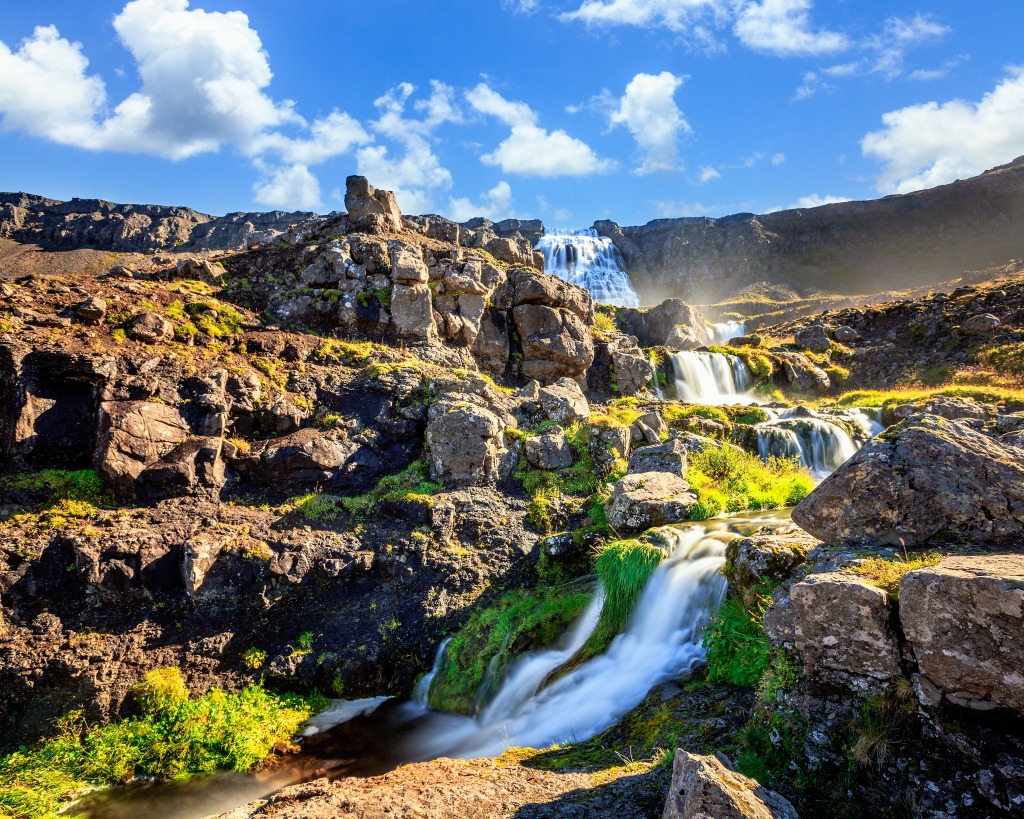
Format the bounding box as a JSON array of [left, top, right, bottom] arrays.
[[289, 461, 443, 521], [852, 552, 941, 600], [686, 446, 814, 520], [833, 385, 1024, 409], [702, 585, 773, 688], [2, 469, 108, 507], [428, 587, 593, 714], [0, 668, 324, 819]]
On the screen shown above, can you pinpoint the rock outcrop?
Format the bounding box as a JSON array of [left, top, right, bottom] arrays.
[[662, 750, 799, 819], [605, 472, 696, 533], [792, 414, 1024, 547]]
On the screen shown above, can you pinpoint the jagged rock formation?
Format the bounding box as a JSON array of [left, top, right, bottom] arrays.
[[596, 156, 1024, 304], [662, 750, 799, 819]]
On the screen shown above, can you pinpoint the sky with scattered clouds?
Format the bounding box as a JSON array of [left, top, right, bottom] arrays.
[[0, 0, 1021, 226]]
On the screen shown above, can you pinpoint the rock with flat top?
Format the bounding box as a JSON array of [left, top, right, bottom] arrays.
[[605, 471, 696, 533], [662, 749, 799, 819]]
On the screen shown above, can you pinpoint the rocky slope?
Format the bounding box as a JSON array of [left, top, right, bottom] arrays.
[[596, 156, 1024, 305]]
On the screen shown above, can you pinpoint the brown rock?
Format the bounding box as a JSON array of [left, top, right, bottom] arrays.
[[74, 296, 107, 324], [95, 401, 190, 488], [513, 304, 594, 383], [662, 750, 799, 819], [128, 311, 175, 343]]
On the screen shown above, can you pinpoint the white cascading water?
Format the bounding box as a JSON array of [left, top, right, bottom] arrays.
[[670, 351, 754, 405], [404, 522, 731, 760], [535, 229, 641, 308], [412, 637, 451, 705], [650, 350, 665, 400], [708, 321, 746, 343], [753, 407, 880, 476]]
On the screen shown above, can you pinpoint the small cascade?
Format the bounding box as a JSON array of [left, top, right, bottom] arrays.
[[754, 415, 859, 475], [535, 228, 640, 308], [650, 350, 665, 400], [405, 520, 738, 760], [709, 321, 746, 343], [413, 637, 451, 705], [670, 351, 753, 405]]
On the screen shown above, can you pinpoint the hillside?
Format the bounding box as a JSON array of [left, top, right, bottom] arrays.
[[596, 156, 1024, 305]]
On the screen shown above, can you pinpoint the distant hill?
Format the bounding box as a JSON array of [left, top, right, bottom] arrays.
[[595, 156, 1024, 305]]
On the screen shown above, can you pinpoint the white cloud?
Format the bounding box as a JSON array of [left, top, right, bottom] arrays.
[[734, 0, 848, 57], [771, 152, 786, 165], [608, 71, 689, 174], [467, 83, 615, 177], [0, 0, 375, 210], [560, 0, 731, 33], [781, 193, 851, 210], [862, 66, 1024, 194], [356, 83, 456, 214], [447, 180, 516, 221], [698, 165, 721, 183], [252, 162, 321, 211], [654, 199, 722, 217], [866, 14, 950, 80], [908, 54, 968, 83], [502, 0, 540, 13]]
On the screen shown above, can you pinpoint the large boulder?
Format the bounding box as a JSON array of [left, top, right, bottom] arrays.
[[775, 352, 830, 393], [345, 176, 403, 233], [537, 377, 590, 425], [605, 472, 696, 533], [792, 414, 1024, 548], [724, 530, 819, 601], [763, 572, 901, 694], [390, 284, 438, 343], [513, 304, 594, 383], [128, 311, 175, 343], [662, 750, 798, 819], [960, 313, 1000, 336], [637, 299, 709, 349], [610, 339, 656, 396], [525, 426, 573, 470], [426, 400, 513, 486], [900, 555, 1024, 713], [389, 240, 428, 285], [794, 324, 831, 353], [253, 429, 358, 485], [628, 439, 688, 478], [95, 401, 190, 489]]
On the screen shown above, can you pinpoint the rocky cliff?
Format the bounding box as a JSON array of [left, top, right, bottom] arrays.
[[597, 156, 1024, 305]]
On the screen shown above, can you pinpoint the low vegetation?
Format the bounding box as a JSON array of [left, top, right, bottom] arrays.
[[290, 461, 442, 521], [852, 551, 941, 600], [685, 446, 814, 520], [0, 667, 324, 819]]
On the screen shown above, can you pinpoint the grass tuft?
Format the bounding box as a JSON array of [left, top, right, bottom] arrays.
[[686, 446, 814, 520]]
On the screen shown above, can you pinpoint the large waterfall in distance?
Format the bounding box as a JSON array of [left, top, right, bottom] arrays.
[[536, 229, 641, 308]]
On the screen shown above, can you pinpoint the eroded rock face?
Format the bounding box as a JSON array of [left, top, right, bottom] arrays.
[[764, 572, 900, 694], [94, 401, 190, 489], [525, 426, 573, 470], [662, 749, 799, 819], [605, 472, 696, 533], [345, 176, 403, 233], [792, 414, 1024, 547], [426, 399, 515, 486], [900, 555, 1024, 713]]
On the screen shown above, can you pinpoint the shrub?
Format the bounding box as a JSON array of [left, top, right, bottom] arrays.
[[241, 648, 267, 670], [0, 668, 323, 818], [686, 447, 814, 520]]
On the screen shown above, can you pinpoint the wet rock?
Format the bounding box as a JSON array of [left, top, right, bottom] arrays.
[[662, 749, 799, 819], [128, 311, 175, 343], [525, 425, 573, 470], [345, 176, 403, 233], [605, 472, 696, 533], [792, 414, 1024, 548], [764, 572, 900, 693], [537, 377, 590, 425], [471, 308, 511, 375], [794, 324, 831, 353], [724, 530, 819, 601], [74, 296, 107, 325], [628, 439, 688, 478], [961, 313, 1000, 335], [95, 401, 190, 489], [900, 555, 1024, 713]]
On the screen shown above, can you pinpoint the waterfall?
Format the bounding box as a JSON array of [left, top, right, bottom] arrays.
[[754, 416, 858, 475], [413, 638, 451, 705], [403, 520, 735, 760], [670, 351, 753, 405], [535, 229, 640, 308], [650, 350, 665, 400], [709, 321, 746, 343]]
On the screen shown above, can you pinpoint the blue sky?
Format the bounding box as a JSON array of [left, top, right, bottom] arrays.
[[0, 0, 1022, 227]]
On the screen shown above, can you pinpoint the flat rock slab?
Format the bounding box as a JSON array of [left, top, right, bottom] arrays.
[[900, 554, 1024, 713]]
